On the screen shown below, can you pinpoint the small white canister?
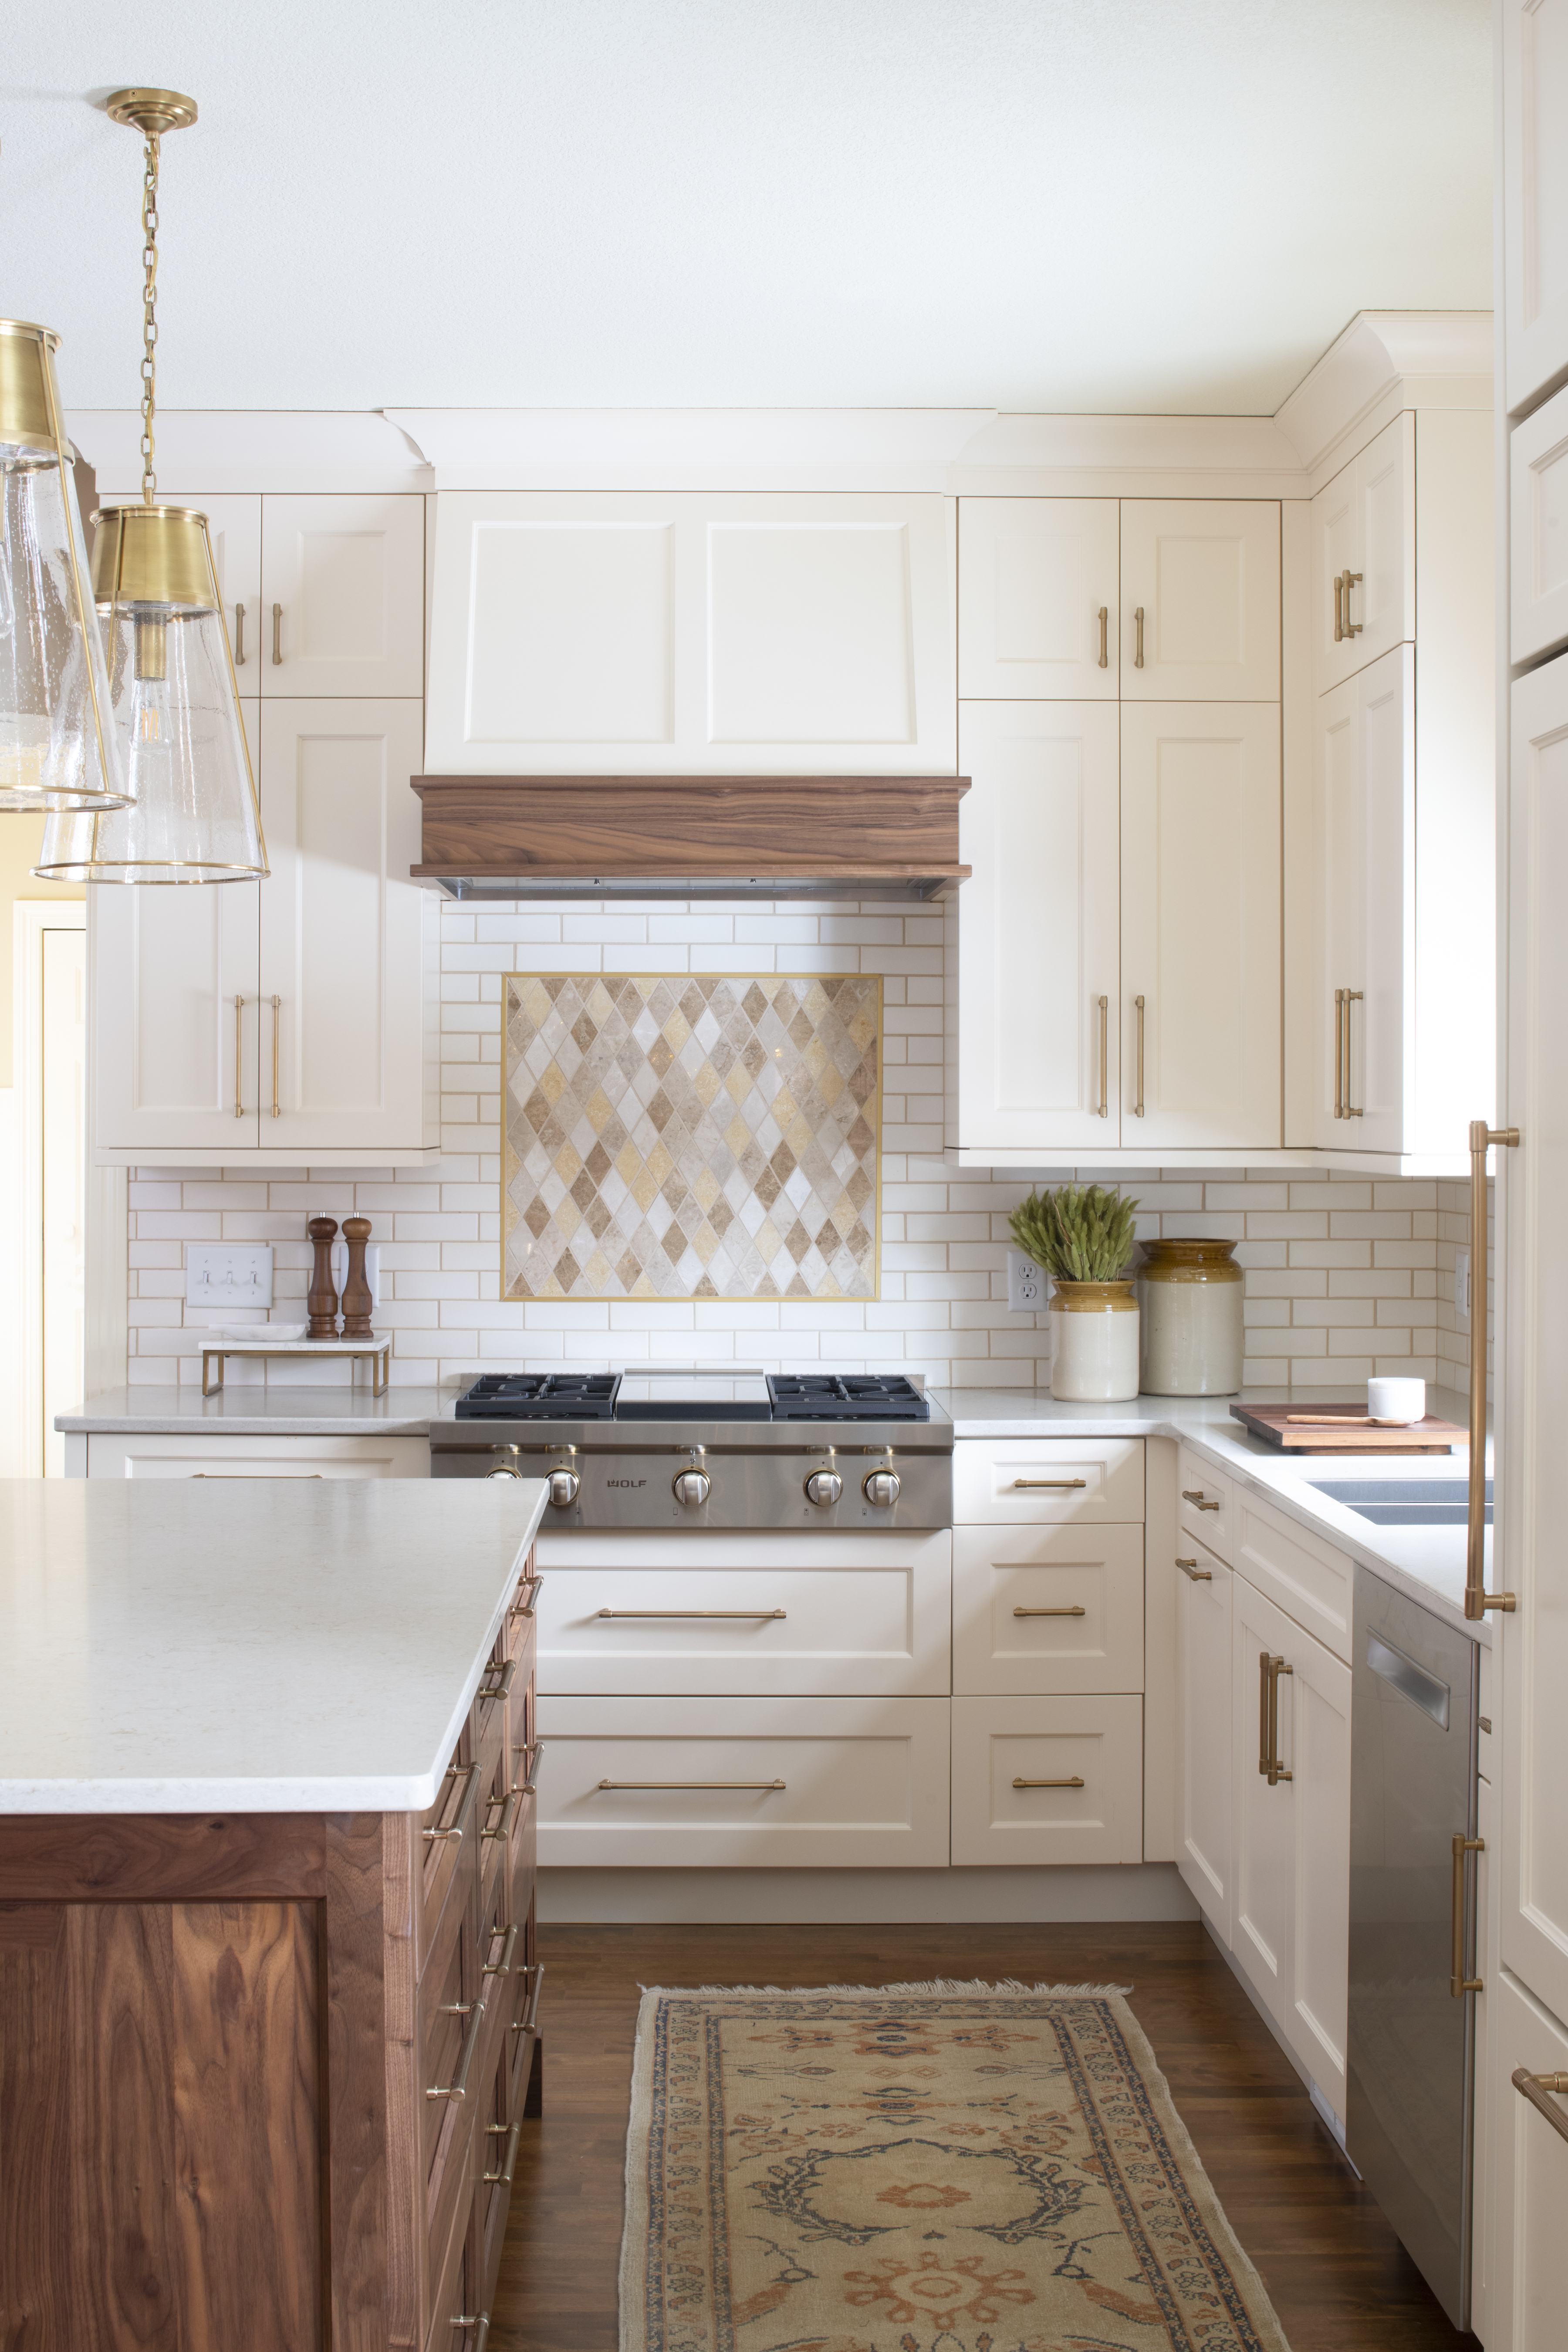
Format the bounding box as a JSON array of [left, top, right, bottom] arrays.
[[1050, 1278, 1141, 1402], [1137, 1238, 1245, 1396]]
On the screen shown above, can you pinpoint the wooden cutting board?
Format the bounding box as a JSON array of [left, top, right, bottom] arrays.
[[1229, 1402, 1462, 1453]]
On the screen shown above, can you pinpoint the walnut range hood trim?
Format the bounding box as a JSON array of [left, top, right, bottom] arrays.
[[409, 775, 970, 901]]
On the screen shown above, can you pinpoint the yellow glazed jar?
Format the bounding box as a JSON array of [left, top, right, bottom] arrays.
[[1050, 1277, 1140, 1402], [1137, 1238, 1244, 1395]]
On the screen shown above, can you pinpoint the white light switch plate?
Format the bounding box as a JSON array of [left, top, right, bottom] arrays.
[[186, 1244, 274, 1309], [1007, 1250, 1045, 1313]]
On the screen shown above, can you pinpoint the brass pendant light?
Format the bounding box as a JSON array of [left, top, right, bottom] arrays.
[[36, 89, 267, 884]]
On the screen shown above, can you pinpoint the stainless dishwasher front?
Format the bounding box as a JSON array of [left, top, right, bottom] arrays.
[[1348, 1564, 1481, 2332]]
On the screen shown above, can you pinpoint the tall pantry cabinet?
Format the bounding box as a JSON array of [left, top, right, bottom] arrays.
[[90, 495, 437, 1166]]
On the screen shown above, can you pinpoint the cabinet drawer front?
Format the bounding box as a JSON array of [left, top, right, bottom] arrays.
[[953, 1524, 1144, 1695], [1236, 1490, 1353, 1664], [86, 1433, 432, 1478], [536, 1697, 950, 1867], [954, 1439, 1143, 1525], [951, 1695, 1142, 1864], [1177, 1449, 1233, 1558], [536, 1539, 950, 1696]]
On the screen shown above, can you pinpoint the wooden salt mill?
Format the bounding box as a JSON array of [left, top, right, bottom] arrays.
[[306, 1217, 340, 1339], [341, 1216, 375, 1340]]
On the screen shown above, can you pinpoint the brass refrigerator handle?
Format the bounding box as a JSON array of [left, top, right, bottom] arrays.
[[1134, 605, 1145, 667], [1344, 570, 1363, 637], [233, 995, 244, 1118], [1097, 605, 1108, 668], [1333, 988, 1345, 1118], [1513, 2068, 1568, 2147], [1133, 995, 1146, 1117], [234, 602, 246, 666], [1450, 1834, 1485, 1997], [1467, 1119, 1521, 1619], [1097, 995, 1109, 1117], [271, 601, 283, 664]]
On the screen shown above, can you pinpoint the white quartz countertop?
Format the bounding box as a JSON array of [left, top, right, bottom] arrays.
[[0, 1478, 548, 1814], [931, 1383, 1491, 1645], [57, 1386, 446, 1436]]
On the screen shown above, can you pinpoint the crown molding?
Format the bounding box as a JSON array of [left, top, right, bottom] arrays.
[[1272, 310, 1494, 484], [64, 409, 432, 495], [386, 406, 997, 489]]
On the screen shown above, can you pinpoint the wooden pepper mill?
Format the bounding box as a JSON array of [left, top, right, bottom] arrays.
[[306, 1217, 340, 1339], [340, 1216, 375, 1340]]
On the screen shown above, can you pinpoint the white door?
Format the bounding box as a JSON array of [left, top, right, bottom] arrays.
[[1119, 702, 1281, 1149], [1281, 1612, 1352, 2119], [257, 700, 431, 1152], [1231, 1574, 1297, 2035], [92, 863, 262, 1152], [1315, 649, 1412, 1152], [955, 700, 1120, 1151], [1488, 1970, 1568, 2352], [1176, 1541, 1233, 1942], [260, 495, 425, 697], [957, 498, 1119, 699], [1503, 0, 1568, 412], [1120, 500, 1281, 700]]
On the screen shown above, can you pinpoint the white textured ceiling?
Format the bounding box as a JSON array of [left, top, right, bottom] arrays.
[[3, 0, 1491, 416]]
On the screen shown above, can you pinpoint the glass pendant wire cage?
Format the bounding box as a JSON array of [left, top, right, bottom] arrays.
[[0, 320, 128, 812]]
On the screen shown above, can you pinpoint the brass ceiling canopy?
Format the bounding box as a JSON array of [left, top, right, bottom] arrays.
[[104, 88, 199, 137]]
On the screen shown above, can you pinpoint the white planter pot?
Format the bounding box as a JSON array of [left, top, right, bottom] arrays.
[[1050, 1280, 1140, 1402]]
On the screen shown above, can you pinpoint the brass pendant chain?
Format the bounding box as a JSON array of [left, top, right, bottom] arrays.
[[139, 130, 160, 505]]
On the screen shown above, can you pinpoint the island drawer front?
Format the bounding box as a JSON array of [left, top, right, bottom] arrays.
[[476, 2005, 517, 2316], [425, 2190, 475, 2352], [534, 1535, 952, 1696], [504, 1546, 541, 1668], [508, 1940, 544, 2119], [418, 1741, 479, 1973], [951, 1694, 1144, 1865], [420, 1903, 478, 2196], [953, 1524, 1144, 1696], [1235, 1489, 1353, 1664], [954, 1439, 1144, 1526], [535, 1696, 951, 1868], [1177, 1449, 1233, 1558]]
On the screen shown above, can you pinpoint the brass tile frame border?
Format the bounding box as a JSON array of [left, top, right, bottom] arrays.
[[499, 972, 885, 1308]]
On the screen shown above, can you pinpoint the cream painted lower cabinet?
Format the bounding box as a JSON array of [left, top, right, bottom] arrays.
[[1176, 1535, 1233, 1942], [1487, 1969, 1568, 2349], [950, 1695, 1143, 1865], [76, 1431, 431, 1477], [952, 1524, 1144, 1696]]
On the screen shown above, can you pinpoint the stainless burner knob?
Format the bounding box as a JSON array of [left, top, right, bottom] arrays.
[[863, 1469, 901, 1507], [485, 1467, 522, 1481], [805, 1470, 843, 1507], [672, 1468, 712, 1507], [547, 1467, 581, 1507]]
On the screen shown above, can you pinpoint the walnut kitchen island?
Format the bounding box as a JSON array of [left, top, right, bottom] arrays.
[[0, 1476, 547, 2352]]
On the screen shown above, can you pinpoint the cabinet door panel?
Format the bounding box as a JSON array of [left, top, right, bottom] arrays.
[[958, 498, 1118, 699], [1316, 650, 1412, 1154], [1355, 414, 1416, 674], [1489, 1971, 1568, 2352], [1284, 1622, 1351, 2119], [1121, 500, 1280, 700], [1312, 460, 1361, 696], [1231, 1575, 1296, 2032], [950, 1694, 1143, 1865], [953, 1523, 1144, 1696], [1176, 1541, 1233, 1941], [955, 701, 1120, 1151], [1119, 703, 1281, 1149], [260, 495, 425, 697], [257, 701, 432, 1152], [1511, 381, 1568, 662], [1504, 0, 1568, 411]]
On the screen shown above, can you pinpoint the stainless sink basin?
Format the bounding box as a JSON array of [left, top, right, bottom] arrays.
[[1308, 1477, 1490, 1527]]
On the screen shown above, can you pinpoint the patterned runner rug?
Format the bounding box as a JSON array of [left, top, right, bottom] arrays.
[[621, 1980, 1290, 2352]]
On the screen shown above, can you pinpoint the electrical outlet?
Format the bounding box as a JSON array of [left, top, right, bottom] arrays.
[[1007, 1250, 1045, 1313], [1455, 1247, 1471, 1322], [186, 1244, 274, 1310]]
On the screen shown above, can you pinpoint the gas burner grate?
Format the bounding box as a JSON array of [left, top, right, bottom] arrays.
[[766, 1373, 930, 1422], [456, 1372, 621, 1420]]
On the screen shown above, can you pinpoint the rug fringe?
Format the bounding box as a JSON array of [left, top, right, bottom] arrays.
[[636, 1978, 1135, 1997]]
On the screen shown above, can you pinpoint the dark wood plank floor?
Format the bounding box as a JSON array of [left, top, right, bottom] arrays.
[[492, 1920, 1477, 2351]]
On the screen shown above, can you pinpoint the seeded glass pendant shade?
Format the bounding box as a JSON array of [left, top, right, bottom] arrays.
[[0, 320, 128, 812], [34, 504, 266, 882]]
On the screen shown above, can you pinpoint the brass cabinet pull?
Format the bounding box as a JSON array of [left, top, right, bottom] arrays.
[[269, 994, 281, 1117], [1332, 572, 1345, 643], [596, 1607, 787, 1619], [422, 1761, 477, 1843], [1097, 994, 1109, 1117], [1176, 1557, 1213, 1582], [1133, 995, 1146, 1117], [1450, 1834, 1485, 1996], [1343, 989, 1363, 1117], [1512, 2068, 1568, 2147], [595, 1778, 786, 1791], [1182, 1489, 1220, 1511], [1263, 1653, 1293, 1786], [1014, 1477, 1087, 1490], [509, 1571, 544, 1620], [511, 1960, 546, 2037], [1013, 1775, 1085, 1789], [1333, 987, 1345, 1118], [271, 601, 283, 664], [480, 1657, 517, 1706], [483, 1923, 519, 1980], [1134, 605, 1145, 667], [511, 1738, 545, 1798], [482, 1788, 520, 1845], [1013, 1604, 1087, 1617], [233, 994, 245, 1119], [1097, 605, 1108, 668], [1344, 570, 1363, 637], [1467, 1120, 1521, 1618], [484, 2119, 523, 2187], [234, 602, 246, 665], [426, 1992, 487, 2101], [451, 2315, 490, 2349], [1258, 1649, 1271, 1776]]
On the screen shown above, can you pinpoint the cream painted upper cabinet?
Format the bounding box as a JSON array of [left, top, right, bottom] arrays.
[[1119, 703, 1281, 1149], [1312, 415, 1415, 694], [92, 863, 261, 1156], [1511, 378, 1568, 662], [955, 700, 1121, 1153], [1504, 0, 1568, 412], [99, 488, 263, 682], [957, 498, 1118, 699], [1120, 500, 1280, 700], [1313, 652, 1411, 1155], [425, 490, 956, 773], [260, 495, 425, 697]]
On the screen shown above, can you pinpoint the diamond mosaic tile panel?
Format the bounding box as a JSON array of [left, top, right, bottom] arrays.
[[503, 974, 882, 1301]]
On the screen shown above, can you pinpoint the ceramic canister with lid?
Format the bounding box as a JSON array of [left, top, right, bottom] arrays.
[[1137, 1238, 1244, 1395]]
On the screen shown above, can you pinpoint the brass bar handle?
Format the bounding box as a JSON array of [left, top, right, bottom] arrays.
[[1450, 1834, 1485, 1996], [1467, 1119, 1521, 1619], [1097, 994, 1109, 1117], [234, 602, 246, 666], [1134, 605, 1145, 668], [1013, 1775, 1086, 1789], [1344, 570, 1363, 638], [1266, 1656, 1294, 1787], [1014, 1604, 1087, 1617], [1258, 1648, 1272, 1778], [511, 1738, 545, 1798], [482, 1788, 520, 1845], [1097, 605, 1108, 668], [483, 1923, 520, 1980], [426, 1990, 487, 2101], [517, 1960, 546, 2036], [422, 1761, 478, 1843], [1333, 572, 1345, 644], [1014, 1477, 1087, 1490], [1333, 988, 1345, 1119], [1512, 2068, 1568, 2147], [595, 1778, 786, 1791], [1176, 1558, 1213, 1582], [1344, 990, 1363, 1117], [509, 1571, 544, 1620], [480, 1657, 517, 1706], [1133, 994, 1145, 1117], [269, 995, 281, 1117], [1182, 1489, 1220, 1511], [484, 2120, 523, 2188], [233, 995, 244, 1119], [595, 1607, 787, 1619], [451, 2316, 491, 2349], [271, 601, 283, 664]]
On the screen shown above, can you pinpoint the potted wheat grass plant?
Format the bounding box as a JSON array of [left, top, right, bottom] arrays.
[[1008, 1183, 1141, 1400]]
